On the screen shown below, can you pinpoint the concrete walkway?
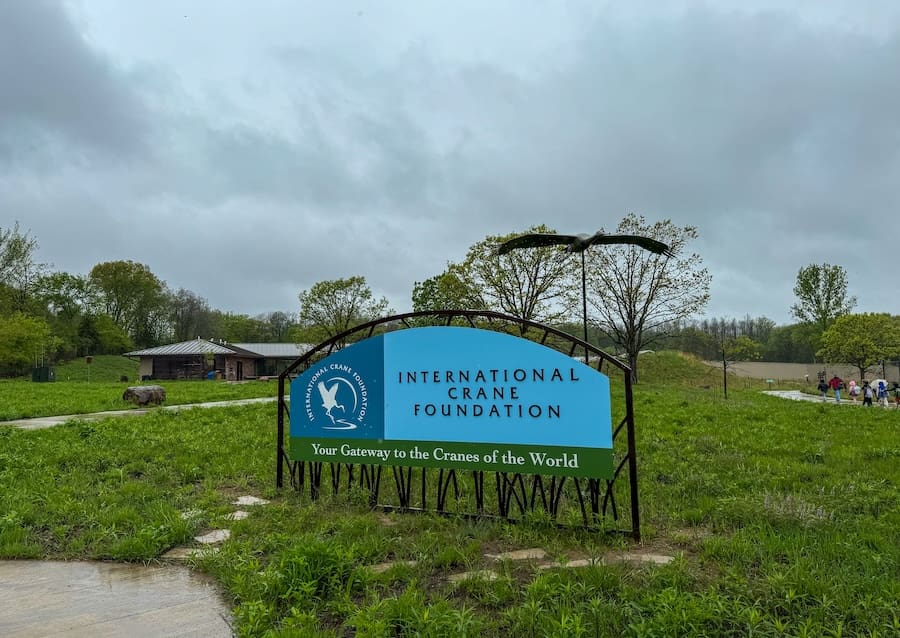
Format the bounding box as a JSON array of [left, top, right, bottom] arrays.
[[0, 561, 233, 637], [763, 390, 852, 404], [762, 389, 899, 407], [1, 397, 279, 431], [1, 404, 281, 636]]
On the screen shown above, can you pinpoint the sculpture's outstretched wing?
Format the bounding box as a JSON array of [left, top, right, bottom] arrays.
[[497, 233, 579, 255], [589, 233, 674, 257]]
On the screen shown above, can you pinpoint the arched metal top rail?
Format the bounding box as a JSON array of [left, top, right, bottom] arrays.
[[276, 309, 640, 540]]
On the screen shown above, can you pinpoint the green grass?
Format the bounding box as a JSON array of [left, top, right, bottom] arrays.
[[0, 378, 278, 421], [53, 354, 141, 383], [1, 352, 898, 636]]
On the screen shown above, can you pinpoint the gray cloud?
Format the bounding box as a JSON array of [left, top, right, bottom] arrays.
[[0, 1, 148, 163], [4, 2, 900, 325]]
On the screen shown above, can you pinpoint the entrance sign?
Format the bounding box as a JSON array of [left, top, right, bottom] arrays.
[[290, 327, 613, 478], [277, 309, 641, 541]]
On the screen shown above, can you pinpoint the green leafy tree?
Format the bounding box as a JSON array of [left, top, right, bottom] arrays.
[[761, 323, 819, 363], [818, 313, 900, 380], [89, 261, 169, 347], [169, 288, 222, 342], [412, 265, 485, 325], [257, 311, 296, 341], [77, 314, 133, 355], [0, 222, 46, 313], [32, 272, 97, 358], [790, 263, 856, 333], [0, 313, 56, 375], [458, 225, 575, 334], [298, 276, 391, 346], [584, 214, 711, 382], [37, 272, 96, 320], [219, 312, 268, 343]]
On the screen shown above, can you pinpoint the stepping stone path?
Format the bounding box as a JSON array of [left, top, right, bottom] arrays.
[[486, 548, 547, 561], [366, 560, 418, 574], [446, 547, 674, 582], [233, 495, 270, 506], [226, 510, 250, 521], [608, 552, 674, 566], [538, 558, 601, 569], [448, 569, 500, 583], [163, 494, 271, 562], [195, 529, 231, 544], [160, 546, 220, 561]]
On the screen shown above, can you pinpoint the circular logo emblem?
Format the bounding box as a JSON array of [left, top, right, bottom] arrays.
[[304, 363, 368, 430]]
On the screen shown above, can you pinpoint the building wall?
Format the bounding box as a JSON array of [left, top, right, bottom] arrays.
[[224, 356, 259, 380], [139, 358, 153, 379]]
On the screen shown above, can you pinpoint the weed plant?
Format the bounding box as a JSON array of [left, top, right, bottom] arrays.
[[0, 352, 897, 636]]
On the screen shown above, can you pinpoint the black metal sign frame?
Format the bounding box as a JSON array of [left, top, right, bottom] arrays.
[[276, 310, 640, 541]]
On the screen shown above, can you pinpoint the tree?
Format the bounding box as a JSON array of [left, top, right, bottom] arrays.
[[220, 312, 268, 342], [720, 335, 761, 399], [458, 225, 575, 334], [584, 214, 711, 382], [77, 313, 133, 355], [818, 313, 900, 380], [169, 288, 220, 342], [31, 272, 97, 358], [0, 222, 46, 313], [412, 264, 485, 313], [36, 272, 96, 320], [0, 313, 56, 376], [298, 276, 391, 346], [257, 311, 296, 341], [89, 261, 169, 347], [762, 323, 819, 363], [790, 263, 856, 333]]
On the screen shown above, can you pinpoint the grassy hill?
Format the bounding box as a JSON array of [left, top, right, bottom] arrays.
[[52, 355, 140, 383]]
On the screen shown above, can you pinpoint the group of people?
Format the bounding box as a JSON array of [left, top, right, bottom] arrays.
[[817, 375, 900, 407]]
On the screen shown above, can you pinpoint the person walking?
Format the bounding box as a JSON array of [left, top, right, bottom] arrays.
[[848, 379, 858, 402], [817, 378, 829, 402], [862, 381, 874, 407], [892, 382, 900, 409], [877, 380, 889, 407], [828, 375, 843, 403]]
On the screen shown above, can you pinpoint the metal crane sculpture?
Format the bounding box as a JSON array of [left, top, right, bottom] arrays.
[[497, 231, 673, 361]]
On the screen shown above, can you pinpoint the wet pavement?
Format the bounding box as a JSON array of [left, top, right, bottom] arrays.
[[0, 560, 233, 637], [0, 403, 280, 635], [762, 389, 900, 406], [763, 390, 850, 404], [1, 397, 278, 431]]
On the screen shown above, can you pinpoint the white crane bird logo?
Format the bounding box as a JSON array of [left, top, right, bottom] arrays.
[[315, 377, 358, 429], [317, 381, 343, 423]]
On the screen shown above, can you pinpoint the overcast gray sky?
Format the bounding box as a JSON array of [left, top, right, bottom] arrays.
[[3, 1, 899, 325]]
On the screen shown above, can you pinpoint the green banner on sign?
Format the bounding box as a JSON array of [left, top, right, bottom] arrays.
[[291, 437, 613, 478]]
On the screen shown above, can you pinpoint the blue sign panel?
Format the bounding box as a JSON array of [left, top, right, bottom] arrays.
[[383, 327, 611, 448], [290, 327, 613, 478]]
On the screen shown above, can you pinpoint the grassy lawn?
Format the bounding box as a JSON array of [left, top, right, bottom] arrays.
[[1, 353, 897, 636], [0, 356, 279, 421]]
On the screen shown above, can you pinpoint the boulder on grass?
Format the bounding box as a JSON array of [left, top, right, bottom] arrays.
[[123, 385, 166, 406]]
